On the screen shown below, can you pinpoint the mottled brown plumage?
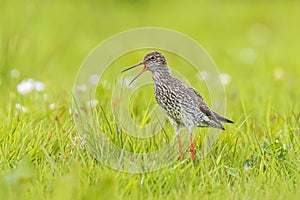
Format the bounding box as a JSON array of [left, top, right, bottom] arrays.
[[122, 51, 233, 161]]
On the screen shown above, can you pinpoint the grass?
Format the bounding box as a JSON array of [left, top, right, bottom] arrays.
[[0, 0, 300, 199]]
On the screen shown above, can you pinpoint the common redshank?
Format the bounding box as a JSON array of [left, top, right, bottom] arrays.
[[122, 51, 233, 162]]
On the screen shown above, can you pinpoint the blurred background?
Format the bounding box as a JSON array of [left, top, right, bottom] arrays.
[[0, 0, 299, 113], [0, 1, 299, 199]]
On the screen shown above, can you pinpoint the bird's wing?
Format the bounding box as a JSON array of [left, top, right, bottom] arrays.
[[188, 86, 234, 125], [175, 78, 231, 130], [188, 87, 220, 119], [173, 78, 225, 129], [212, 111, 234, 123], [188, 87, 226, 129]]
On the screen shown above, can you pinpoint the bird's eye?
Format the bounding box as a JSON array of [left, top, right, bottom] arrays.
[[150, 56, 156, 61]]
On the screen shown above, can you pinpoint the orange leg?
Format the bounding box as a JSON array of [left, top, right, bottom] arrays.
[[190, 133, 194, 162]]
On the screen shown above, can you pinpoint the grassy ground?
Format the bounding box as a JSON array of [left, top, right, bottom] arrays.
[[0, 0, 300, 199]]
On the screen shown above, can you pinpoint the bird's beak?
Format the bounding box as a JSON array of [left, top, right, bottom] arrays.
[[121, 61, 147, 85]]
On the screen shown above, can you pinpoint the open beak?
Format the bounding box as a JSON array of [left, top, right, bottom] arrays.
[[121, 61, 147, 85]]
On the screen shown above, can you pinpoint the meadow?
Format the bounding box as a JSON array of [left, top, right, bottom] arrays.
[[0, 0, 299, 199]]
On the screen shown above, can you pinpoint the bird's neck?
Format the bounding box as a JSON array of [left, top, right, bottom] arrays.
[[151, 67, 171, 82]]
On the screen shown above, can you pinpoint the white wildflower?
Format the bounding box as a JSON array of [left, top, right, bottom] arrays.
[[219, 73, 231, 85], [17, 79, 46, 94], [88, 74, 99, 85], [282, 143, 286, 150], [49, 103, 56, 110], [34, 81, 45, 91], [86, 99, 98, 107], [76, 84, 87, 93], [17, 79, 35, 95], [68, 108, 78, 115], [16, 103, 28, 113], [199, 70, 210, 81]]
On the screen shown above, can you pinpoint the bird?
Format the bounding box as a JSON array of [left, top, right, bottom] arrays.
[[121, 51, 233, 162]]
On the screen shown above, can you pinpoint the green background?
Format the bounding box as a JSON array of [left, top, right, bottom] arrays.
[[0, 0, 299, 199]]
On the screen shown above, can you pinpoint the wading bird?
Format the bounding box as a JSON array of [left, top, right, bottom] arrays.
[[122, 51, 233, 162]]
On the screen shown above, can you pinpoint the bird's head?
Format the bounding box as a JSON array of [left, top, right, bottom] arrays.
[[143, 51, 167, 71], [121, 51, 167, 85]]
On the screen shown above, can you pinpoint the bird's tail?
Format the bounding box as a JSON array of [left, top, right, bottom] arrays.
[[213, 111, 234, 123]]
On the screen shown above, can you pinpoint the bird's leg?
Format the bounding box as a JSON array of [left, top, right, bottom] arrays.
[[176, 133, 183, 162], [189, 132, 194, 162]]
